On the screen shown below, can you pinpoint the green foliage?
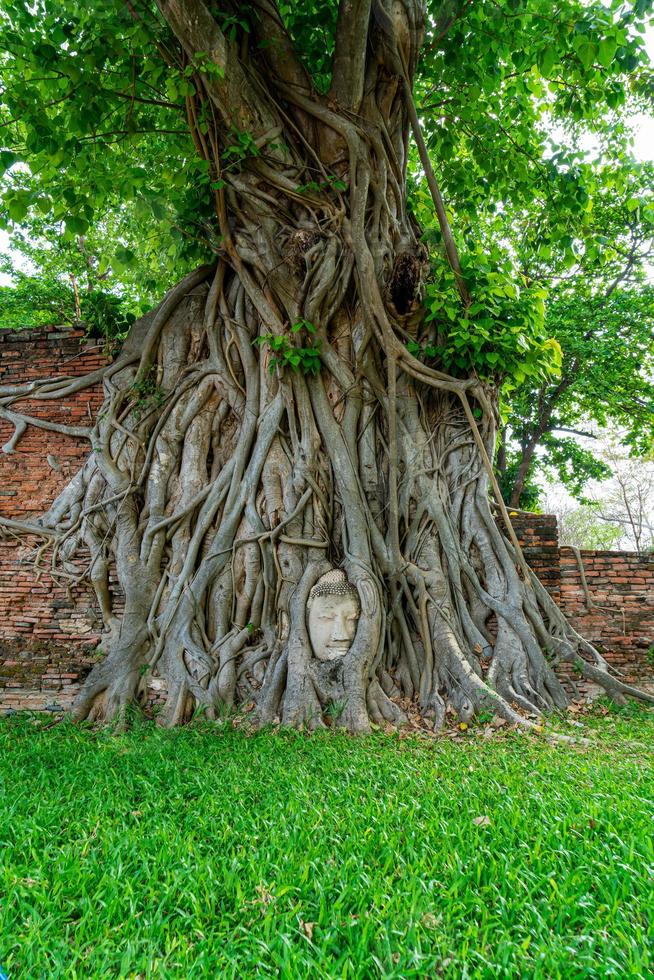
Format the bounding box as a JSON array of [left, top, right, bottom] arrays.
[[222, 128, 261, 166], [415, 1, 652, 239], [503, 284, 654, 502], [291, 319, 317, 335], [497, 454, 543, 512], [0, 261, 135, 340], [214, 10, 252, 45], [280, 0, 339, 93], [0, 266, 72, 330], [130, 374, 167, 412], [1, 707, 654, 976], [540, 437, 613, 500], [80, 291, 136, 341], [0, 0, 215, 295], [1, 205, 175, 331], [412, 251, 561, 387], [297, 175, 348, 194], [255, 321, 321, 377]]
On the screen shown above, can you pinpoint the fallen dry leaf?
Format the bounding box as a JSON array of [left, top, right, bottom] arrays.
[[255, 884, 274, 906], [299, 919, 315, 940], [472, 815, 491, 827]]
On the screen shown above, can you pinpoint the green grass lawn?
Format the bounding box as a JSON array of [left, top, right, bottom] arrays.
[[1, 704, 653, 979]]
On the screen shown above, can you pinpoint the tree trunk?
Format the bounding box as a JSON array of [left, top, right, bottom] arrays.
[[4, 0, 651, 729]]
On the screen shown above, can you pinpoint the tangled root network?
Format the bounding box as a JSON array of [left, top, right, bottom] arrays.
[[1, 0, 651, 731]]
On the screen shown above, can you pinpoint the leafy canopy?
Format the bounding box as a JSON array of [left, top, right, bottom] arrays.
[[496, 154, 654, 504], [0, 0, 652, 395]]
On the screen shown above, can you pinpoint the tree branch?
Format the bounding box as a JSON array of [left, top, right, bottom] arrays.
[[107, 90, 185, 110], [602, 235, 641, 303], [508, 369, 581, 507], [156, 0, 277, 133], [249, 0, 313, 98], [329, 0, 372, 111], [0, 516, 58, 539], [551, 426, 597, 440]]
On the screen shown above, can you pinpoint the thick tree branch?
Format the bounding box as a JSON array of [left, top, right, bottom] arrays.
[[0, 516, 58, 539], [156, 0, 277, 133], [249, 0, 313, 98], [551, 426, 596, 439], [330, 0, 372, 111], [509, 370, 579, 507], [0, 407, 91, 441]]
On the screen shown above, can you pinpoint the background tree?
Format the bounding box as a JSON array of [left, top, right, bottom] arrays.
[[1, 193, 186, 325], [546, 441, 654, 550], [0, 259, 74, 330], [547, 499, 623, 550], [0, 254, 137, 336], [1, 0, 653, 730], [495, 163, 654, 508], [593, 444, 654, 551]]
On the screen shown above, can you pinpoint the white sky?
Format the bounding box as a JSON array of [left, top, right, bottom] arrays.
[[631, 109, 654, 161], [631, 25, 654, 159]]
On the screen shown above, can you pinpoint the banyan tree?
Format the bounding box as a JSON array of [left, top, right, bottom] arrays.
[[2, 0, 652, 729]]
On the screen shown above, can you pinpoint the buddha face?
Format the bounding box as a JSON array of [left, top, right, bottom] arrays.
[[307, 572, 360, 662]]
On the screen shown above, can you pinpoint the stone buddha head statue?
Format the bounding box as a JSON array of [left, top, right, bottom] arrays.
[[307, 569, 360, 662]]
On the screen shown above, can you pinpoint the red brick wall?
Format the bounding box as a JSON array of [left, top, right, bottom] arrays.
[[507, 513, 561, 598], [507, 516, 653, 691], [0, 327, 107, 518], [0, 328, 109, 711], [1, 328, 653, 713], [0, 543, 102, 646], [560, 548, 654, 685]]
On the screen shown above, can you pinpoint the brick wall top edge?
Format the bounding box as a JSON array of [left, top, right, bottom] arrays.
[[560, 547, 654, 560], [0, 326, 86, 342]]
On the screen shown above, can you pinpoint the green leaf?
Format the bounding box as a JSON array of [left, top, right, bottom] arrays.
[[65, 215, 89, 235], [7, 197, 29, 222], [598, 38, 617, 68], [114, 246, 136, 269], [0, 150, 17, 173], [576, 41, 596, 70], [538, 46, 557, 76]]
